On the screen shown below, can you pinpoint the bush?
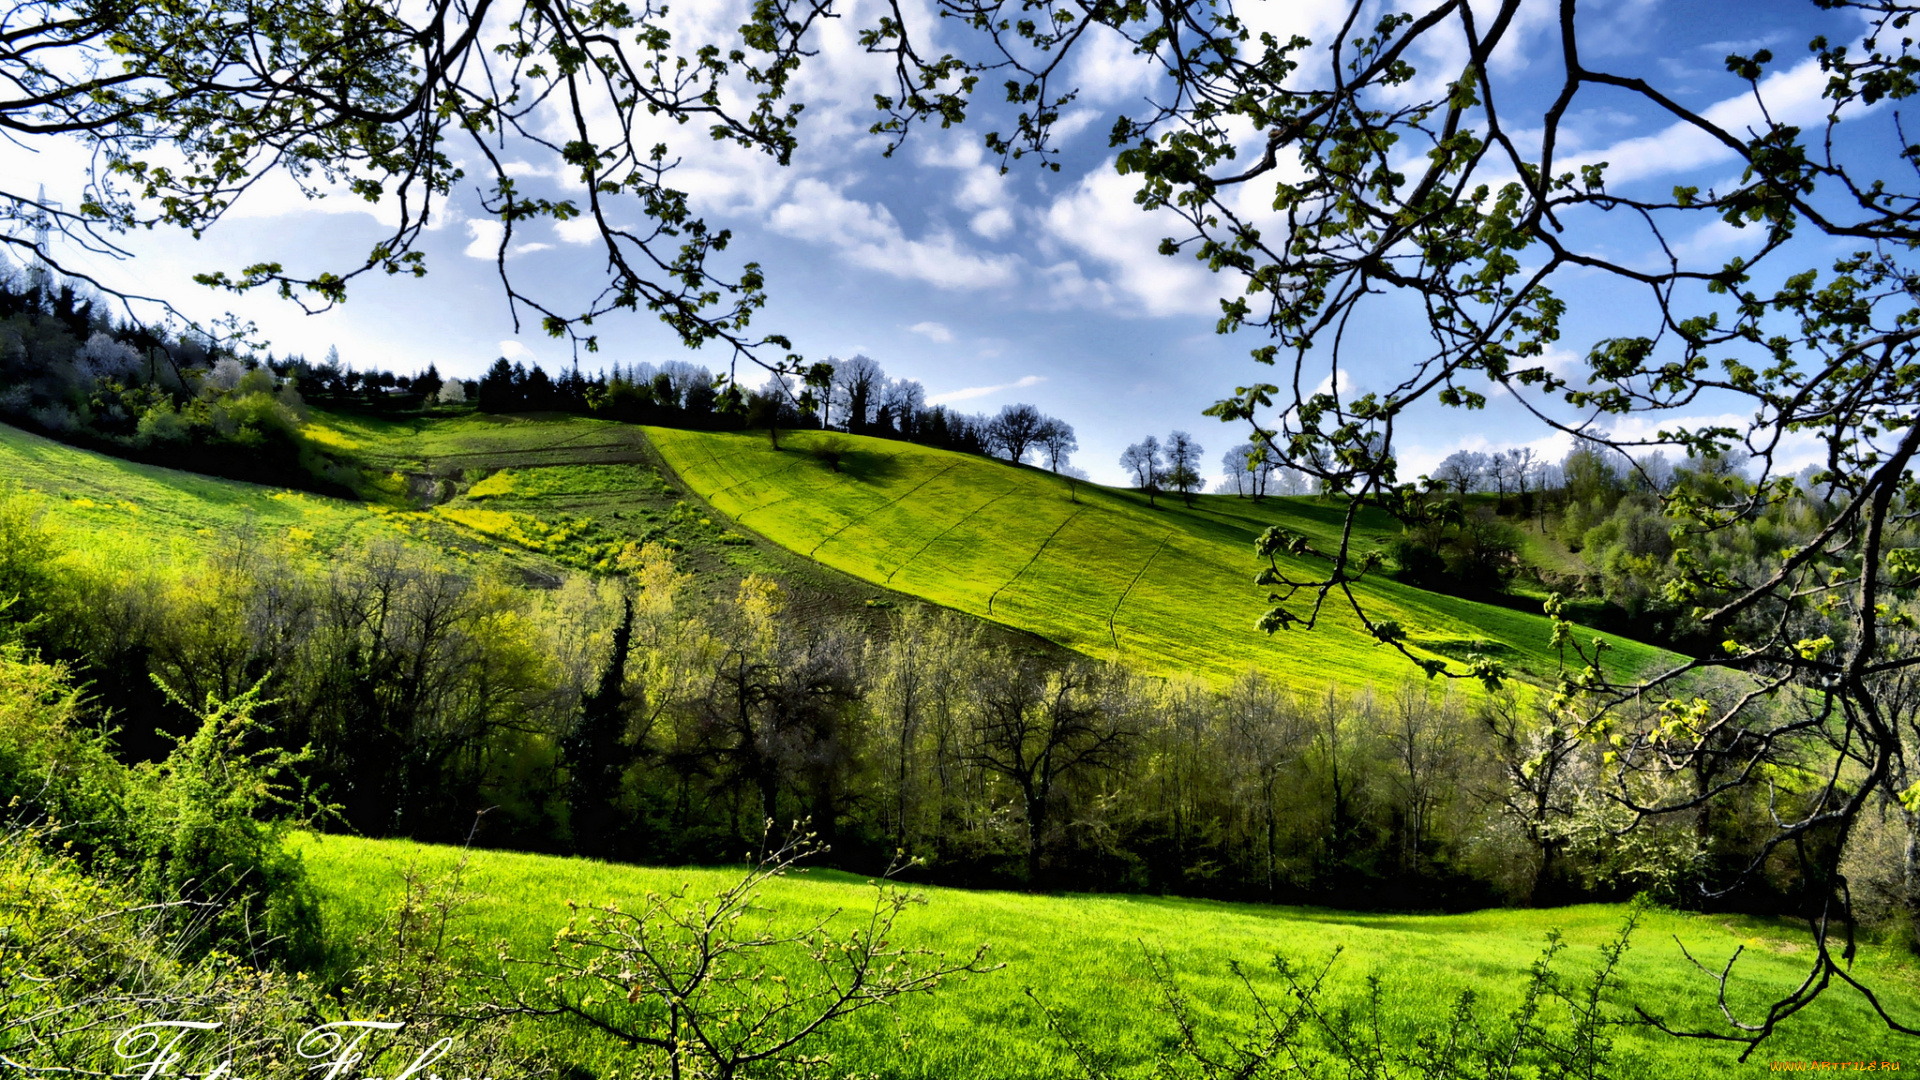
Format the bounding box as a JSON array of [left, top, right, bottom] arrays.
[[126, 682, 324, 965], [0, 639, 323, 965]]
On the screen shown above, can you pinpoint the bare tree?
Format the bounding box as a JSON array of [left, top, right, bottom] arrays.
[[1164, 430, 1204, 506], [486, 828, 996, 1080], [965, 663, 1132, 887], [984, 403, 1047, 463], [1119, 436, 1163, 507], [1037, 417, 1078, 473], [832, 355, 886, 434]]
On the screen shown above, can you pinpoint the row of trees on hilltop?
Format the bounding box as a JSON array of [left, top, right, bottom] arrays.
[[466, 352, 1082, 471], [0, 267, 351, 489], [0, 264, 1085, 491]]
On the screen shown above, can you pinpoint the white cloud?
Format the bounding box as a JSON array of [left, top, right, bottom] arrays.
[[463, 220, 503, 260], [1041, 162, 1228, 316], [554, 216, 600, 246], [499, 340, 537, 362], [908, 321, 953, 342], [1068, 29, 1160, 106], [921, 136, 1022, 240], [927, 374, 1044, 405], [970, 207, 1015, 241], [769, 178, 1020, 290], [1578, 58, 1858, 188]]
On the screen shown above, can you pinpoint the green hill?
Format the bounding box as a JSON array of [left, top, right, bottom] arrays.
[[0, 421, 407, 562], [301, 832, 1920, 1079], [646, 426, 1669, 689], [2, 414, 1671, 692]]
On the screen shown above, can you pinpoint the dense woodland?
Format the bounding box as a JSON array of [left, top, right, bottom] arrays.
[[1, 474, 1882, 936]]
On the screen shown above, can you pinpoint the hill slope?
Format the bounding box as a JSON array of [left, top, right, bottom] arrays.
[[302, 833, 1920, 1080], [647, 427, 1669, 688], [4, 413, 1670, 692]]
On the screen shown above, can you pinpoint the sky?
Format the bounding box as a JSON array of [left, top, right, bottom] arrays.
[[5, 0, 1886, 486]]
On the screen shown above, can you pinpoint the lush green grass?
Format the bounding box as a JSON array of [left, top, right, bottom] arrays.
[[300, 833, 1920, 1078], [2, 412, 1669, 691], [0, 421, 408, 562], [647, 427, 1670, 689]]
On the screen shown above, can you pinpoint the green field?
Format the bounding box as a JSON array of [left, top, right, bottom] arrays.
[[301, 833, 1920, 1078], [1, 414, 1670, 691], [0, 421, 408, 563], [646, 427, 1669, 689]]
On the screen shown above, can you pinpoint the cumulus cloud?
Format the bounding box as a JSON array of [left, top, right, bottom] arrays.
[[927, 374, 1044, 405], [499, 340, 537, 362], [769, 179, 1020, 290], [1041, 162, 1228, 316], [463, 220, 503, 260], [908, 321, 953, 342]]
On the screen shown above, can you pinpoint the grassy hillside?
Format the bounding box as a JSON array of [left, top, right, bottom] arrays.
[[0, 421, 408, 562], [647, 427, 1670, 689], [0, 417, 1010, 646], [3, 413, 1669, 691], [299, 410, 1072, 644], [301, 833, 1920, 1079]]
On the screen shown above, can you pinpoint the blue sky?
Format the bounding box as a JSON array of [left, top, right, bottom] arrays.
[[8, 0, 1878, 485]]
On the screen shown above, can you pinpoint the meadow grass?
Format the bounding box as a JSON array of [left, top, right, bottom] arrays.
[[646, 427, 1671, 690], [298, 833, 1920, 1078], [0, 422, 407, 562]]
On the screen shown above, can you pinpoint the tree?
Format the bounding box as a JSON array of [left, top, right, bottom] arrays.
[[1036, 417, 1077, 473], [2, 0, 826, 364], [833, 355, 886, 434], [476, 358, 518, 413], [564, 597, 636, 858], [414, 363, 443, 403], [1432, 450, 1488, 495], [964, 663, 1132, 887], [1084, 0, 1920, 1045], [984, 403, 1047, 463], [1163, 430, 1203, 506], [1119, 436, 1163, 507], [1220, 442, 1281, 498]]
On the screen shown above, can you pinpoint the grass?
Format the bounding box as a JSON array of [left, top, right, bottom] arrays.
[[0, 421, 409, 562], [3, 411, 1671, 692], [299, 833, 1920, 1079], [646, 427, 1672, 690]]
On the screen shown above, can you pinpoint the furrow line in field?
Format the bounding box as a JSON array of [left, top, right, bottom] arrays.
[[708, 452, 813, 503], [734, 491, 796, 521], [1108, 530, 1175, 653], [884, 487, 1020, 585], [987, 506, 1088, 615], [806, 461, 963, 558]]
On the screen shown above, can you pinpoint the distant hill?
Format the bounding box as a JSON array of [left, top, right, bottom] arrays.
[[1, 413, 1671, 691], [647, 427, 1670, 689]]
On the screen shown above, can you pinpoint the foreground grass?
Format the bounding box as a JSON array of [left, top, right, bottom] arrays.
[[300, 834, 1919, 1078], [648, 427, 1670, 689]]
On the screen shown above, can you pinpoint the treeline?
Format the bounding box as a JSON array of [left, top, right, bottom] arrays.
[[0, 268, 336, 488], [1388, 443, 1836, 656], [0, 487, 1834, 917], [0, 268, 1081, 497], [460, 352, 1079, 469]]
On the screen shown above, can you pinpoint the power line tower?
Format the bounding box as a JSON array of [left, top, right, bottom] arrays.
[[25, 183, 60, 291]]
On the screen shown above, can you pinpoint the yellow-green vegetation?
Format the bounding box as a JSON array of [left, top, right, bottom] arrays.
[[0, 421, 406, 560], [0, 418, 719, 583], [647, 427, 1670, 689], [301, 833, 1920, 1079]]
